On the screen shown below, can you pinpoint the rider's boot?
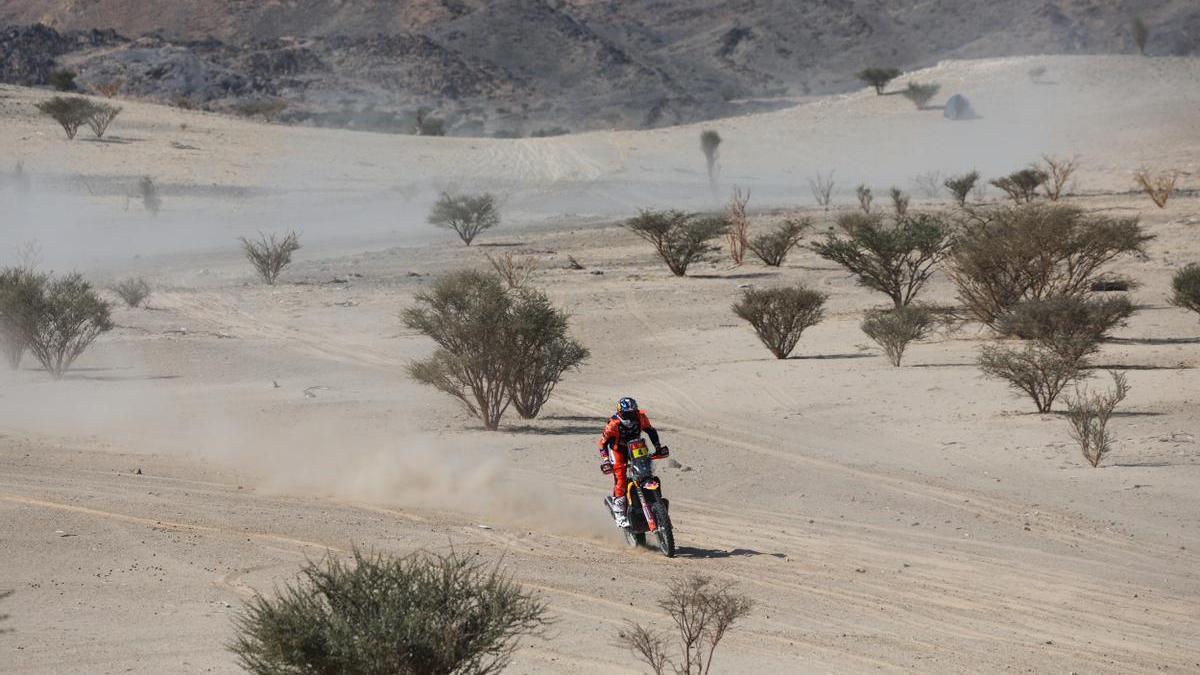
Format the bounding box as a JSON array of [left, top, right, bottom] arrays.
[[609, 496, 630, 528]]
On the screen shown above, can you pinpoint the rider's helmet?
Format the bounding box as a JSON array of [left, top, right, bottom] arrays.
[[617, 396, 639, 429]]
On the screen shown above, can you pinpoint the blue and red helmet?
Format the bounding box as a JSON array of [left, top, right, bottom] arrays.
[[617, 396, 639, 425]]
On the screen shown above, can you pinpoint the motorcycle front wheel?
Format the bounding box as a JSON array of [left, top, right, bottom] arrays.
[[624, 530, 646, 548], [651, 502, 675, 558]]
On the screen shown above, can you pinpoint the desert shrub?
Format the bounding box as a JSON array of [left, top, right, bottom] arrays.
[[414, 108, 446, 136], [230, 549, 548, 675], [1133, 169, 1177, 208], [855, 184, 873, 213], [809, 170, 834, 210], [1065, 371, 1129, 468], [947, 204, 1151, 327], [996, 295, 1133, 364], [429, 192, 500, 246], [93, 79, 123, 98], [235, 99, 288, 122], [85, 102, 121, 138], [812, 211, 955, 308], [944, 170, 980, 207], [138, 176, 162, 215], [617, 574, 752, 675], [732, 284, 826, 359], [901, 81, 941, 109], [912, 170, 943, 198], [990, 168, 1047, 204], [726, 187, 750, 265], [1090, 277, 1135, 292], [240, 231, 301, 285], [486, 251, 539, 288], [1171, 264, 1200, 319], [507, 290, 589, 419], [889, 187, 910, 216], [700, 130, 722, 191], [34, 96, 92, 139], [19, 273, 113, 379], [1132, 17, 1148, 55], [48, 69, 77, 91], [861, 305, 933, 366], [857, 67, 901, 95], [0, 267, 46, 370], [404, 271, 585, 428], [405, 271, 515, 430], [112, 278, 151, 308], [748, 218, 810, 267], [978, 343, 1081, 413], [1039, 155, 1078, 201], [625, 210, 727, 277]]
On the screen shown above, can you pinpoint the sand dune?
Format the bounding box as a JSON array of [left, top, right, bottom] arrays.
[[1, 55, 1199, 673]]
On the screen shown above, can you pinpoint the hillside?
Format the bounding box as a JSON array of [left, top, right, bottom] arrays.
[[2, 0, 1199, 134]]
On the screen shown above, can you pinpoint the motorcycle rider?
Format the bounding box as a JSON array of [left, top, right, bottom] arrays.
[[598, 396, 667, 528]]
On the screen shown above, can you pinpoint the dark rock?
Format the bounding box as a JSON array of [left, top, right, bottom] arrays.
[[943, 94, 975, 120]]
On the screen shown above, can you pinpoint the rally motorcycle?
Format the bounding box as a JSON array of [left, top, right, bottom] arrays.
[[604, 438, 675, 558]]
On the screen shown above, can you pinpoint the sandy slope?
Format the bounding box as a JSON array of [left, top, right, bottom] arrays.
[[2, 55, 1200, 673]]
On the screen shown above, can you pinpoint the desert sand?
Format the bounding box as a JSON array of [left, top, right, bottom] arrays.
[[1, 55, 1199, 673]]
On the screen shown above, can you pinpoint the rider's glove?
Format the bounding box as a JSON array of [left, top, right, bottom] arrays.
[[655, 445, 670, 458], [600, 460, 614, 475]]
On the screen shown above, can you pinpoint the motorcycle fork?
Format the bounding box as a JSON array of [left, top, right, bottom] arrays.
[[634, 483, 657, 531]]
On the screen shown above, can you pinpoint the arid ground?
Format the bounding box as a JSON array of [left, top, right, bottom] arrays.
[[2, 56, 1199, 673]]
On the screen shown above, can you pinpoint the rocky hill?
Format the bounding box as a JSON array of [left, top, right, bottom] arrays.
[[2, 0, 1197, 135]]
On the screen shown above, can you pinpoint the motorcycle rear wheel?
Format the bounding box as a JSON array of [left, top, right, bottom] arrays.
[[651, 502, 675, 558]]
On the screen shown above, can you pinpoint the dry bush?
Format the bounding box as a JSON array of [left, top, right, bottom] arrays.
[[507, 290, 589, 419], [855, 184, 873, 213], [112, 278, 151, 308], [808, 170, 835, 210], [978, 343, 1081, 413], [748, 218, 810, 267], [0, 267, 45, 370], [93, 79, 123, 98], [857, 67, 901, 94], [414, 108, 446, 136], [1171, 264, 1200, 319], [1132, 17, 1148, 55], [944, 170, 979, 207], [616, 574, 752, 675], [901, 81, 941, 109], [235, 99, 288, 122], [889, 187, 910, 216], [85, 102, 121, 138], [1133, 169, 1178, 208], [947, 204, 1152, 327], [625, 210, 727, 277], [486, 252, 539, 288], [429, 192, 500, 245], [19, 273, 113, 379], [404, 271, 586, 428], [995, 294, 1133, 364], [138, 176, 162, 215], [861, 305, 933, 366], [725, 187, 750, 265], [732, 284, 826, 359], [1065, 371, 1129, 468], [700, 130, 722, 191], [812, 211, 955, 308], [1039, 155, 1079, 201], [34, 96, 92, 139], [990, 168, 1047, 204], [48, 69, 76, 91], [240, 231, 301, 285], [230, 549, 548, 675], [912, 170, 943, 199]]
